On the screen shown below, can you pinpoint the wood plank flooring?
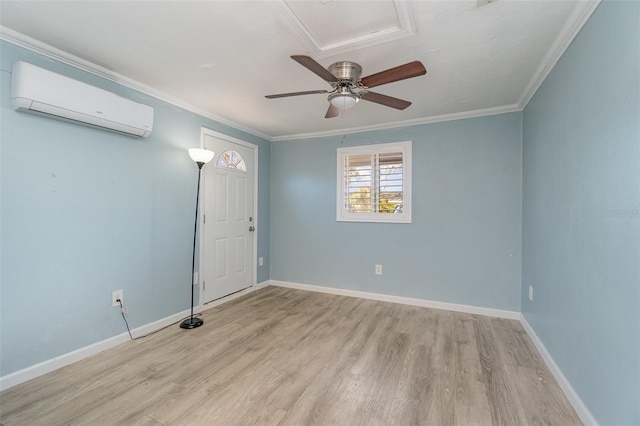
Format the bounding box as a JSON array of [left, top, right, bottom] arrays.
[[0, 286, 581, 425]]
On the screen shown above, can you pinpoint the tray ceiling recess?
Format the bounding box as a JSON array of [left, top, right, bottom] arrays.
[[266, 0, 416, 58]]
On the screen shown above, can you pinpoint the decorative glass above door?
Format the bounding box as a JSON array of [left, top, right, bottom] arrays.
[[216, 149, 246, 172]]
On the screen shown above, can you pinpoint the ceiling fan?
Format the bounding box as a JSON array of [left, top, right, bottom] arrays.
[[265, 55, 427, 118]]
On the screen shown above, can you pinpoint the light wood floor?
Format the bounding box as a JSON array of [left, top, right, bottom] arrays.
[[0, 286, 581, 425]]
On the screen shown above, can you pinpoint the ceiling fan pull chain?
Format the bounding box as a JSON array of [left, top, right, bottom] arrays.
[[340, 107, 346, 144]]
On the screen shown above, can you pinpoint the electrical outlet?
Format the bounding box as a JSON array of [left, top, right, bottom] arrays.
[[193, 272, 198, 285], [112, 289, 123, 307], [375, 264, 382, 275], [259, 257, 264, 267], [528, 285, 533, 302]]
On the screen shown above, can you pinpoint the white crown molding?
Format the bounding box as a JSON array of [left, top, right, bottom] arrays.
[[0, 28, 272, 142], [273, 0, 600, 143], [1, 0, 600, 143], [268, 280, 521, 320], [265, 0, 416, 59], [271, 103, 522, 141], [518, 0, 601, 109], [520, 315, 598, 425]]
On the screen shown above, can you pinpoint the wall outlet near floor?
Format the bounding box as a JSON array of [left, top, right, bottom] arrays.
[[193, 272, 198, 284], [112, 289, 123, 307], [375, 264, 383, 275], [259, 257, 264, 266], [528, 285, 533, 302]]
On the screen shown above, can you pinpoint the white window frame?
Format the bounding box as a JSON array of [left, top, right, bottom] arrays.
[[336, 141, 412, 223]]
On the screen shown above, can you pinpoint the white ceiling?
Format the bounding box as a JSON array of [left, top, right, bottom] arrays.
[[0, 0, 599, 141]]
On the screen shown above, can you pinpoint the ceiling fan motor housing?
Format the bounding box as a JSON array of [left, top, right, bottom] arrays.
[[328, 61, 363, 84]]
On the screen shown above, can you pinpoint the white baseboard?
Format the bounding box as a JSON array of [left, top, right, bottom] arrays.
[[0, 281, 272, 392], [1, 279, 596, 426], [0, 307, 190, 391], [268, 280, 595, 423], [520, 315, 598, 425], [200, 280, 270, 312], [268, 280, 521, 320], [0, 332, 126, 392]]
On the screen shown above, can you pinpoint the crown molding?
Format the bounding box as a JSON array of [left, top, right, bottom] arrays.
[[2, 0, 600, 143], [270, 0, 600, 142], [271, 103, 522, 141], [0, 28, 272, 142], [0, 27, 520, 143], [517, 0, 601, 109]]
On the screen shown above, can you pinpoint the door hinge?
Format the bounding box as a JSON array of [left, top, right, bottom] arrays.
[[203, 281, 206, 290], [203, 214, 206, 224]]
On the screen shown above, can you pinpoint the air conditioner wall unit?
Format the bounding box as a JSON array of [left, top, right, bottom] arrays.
[[11, 61, 154, 138]]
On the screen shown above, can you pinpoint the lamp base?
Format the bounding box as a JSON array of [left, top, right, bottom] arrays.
[[180, 317, 204, 329]]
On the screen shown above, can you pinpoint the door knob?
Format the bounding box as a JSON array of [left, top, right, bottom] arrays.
[[249, 226, 255, 232]]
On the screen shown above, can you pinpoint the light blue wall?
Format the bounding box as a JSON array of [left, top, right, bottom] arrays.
[[3, 4, 637, 421], [0, 41, 270, 376], [270, 113, 522, 311], [522, 1, 640, 424]]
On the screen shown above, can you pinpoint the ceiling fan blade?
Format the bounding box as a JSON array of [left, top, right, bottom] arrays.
[[291, 55, 338, 83], [325, 103, 340, 119], [360, 92, 412, 110], [265, 90, 329, 99], [360, 61, 426, 88]]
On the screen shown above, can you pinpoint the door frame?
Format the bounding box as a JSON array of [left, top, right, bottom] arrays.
[[197, 127, 258, 308]]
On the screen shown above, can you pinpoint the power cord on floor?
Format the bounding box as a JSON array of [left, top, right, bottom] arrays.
[[116, 299, 202, 340]]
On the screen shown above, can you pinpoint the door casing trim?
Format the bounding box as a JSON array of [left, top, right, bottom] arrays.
[[198, 127, 259, 307]]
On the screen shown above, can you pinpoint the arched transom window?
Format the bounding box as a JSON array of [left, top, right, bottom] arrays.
[[216, 149, 246, 172]]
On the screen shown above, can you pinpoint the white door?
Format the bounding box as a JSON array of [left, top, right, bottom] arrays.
[[201, 130, 256, 304]]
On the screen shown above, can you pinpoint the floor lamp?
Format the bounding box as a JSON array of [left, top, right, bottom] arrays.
[[180, 148, 215, 329]]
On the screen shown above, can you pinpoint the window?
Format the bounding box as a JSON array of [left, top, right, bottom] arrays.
[[337, 141, 411, 223], [216, 149, 246, 171]]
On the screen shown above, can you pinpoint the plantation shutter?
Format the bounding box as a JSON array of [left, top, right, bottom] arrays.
[[343, 151, 403, 214], [337, 141, 411, 223]]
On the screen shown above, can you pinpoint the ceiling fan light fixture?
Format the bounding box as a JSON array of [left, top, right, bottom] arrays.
[[329, 92, 359, 110], [266, 55, 425, 118]]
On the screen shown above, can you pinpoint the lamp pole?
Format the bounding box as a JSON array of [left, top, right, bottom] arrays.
[[180, 149, 214, 329]]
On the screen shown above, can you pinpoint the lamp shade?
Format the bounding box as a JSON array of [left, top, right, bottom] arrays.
[[188, 148, 214, 164], [329, 93, 359, 110]]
